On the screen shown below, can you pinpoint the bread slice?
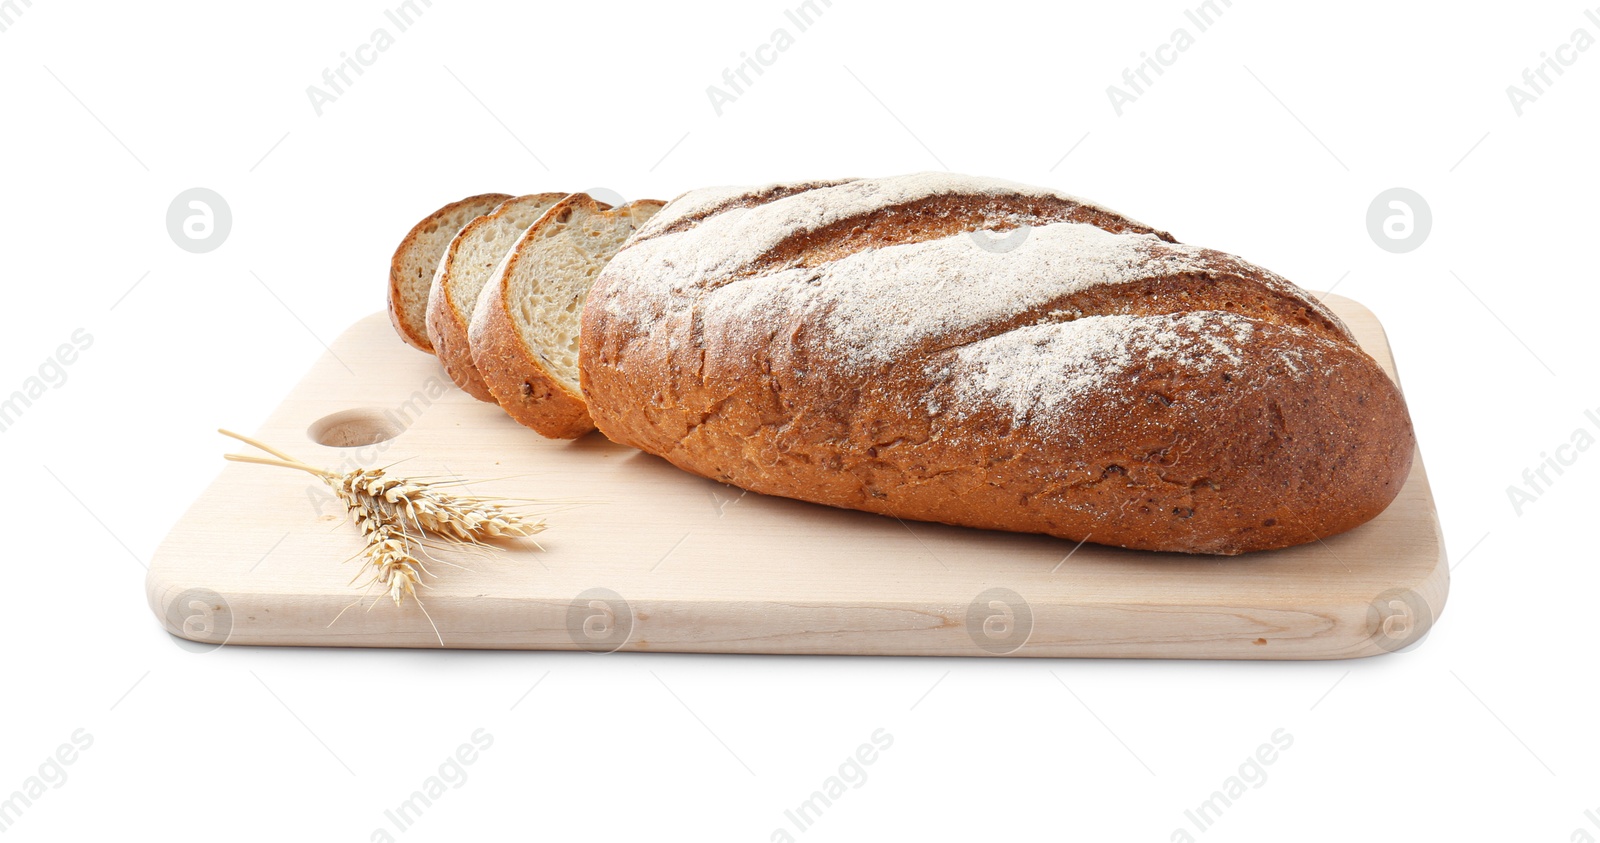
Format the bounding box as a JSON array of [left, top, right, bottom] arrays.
[[387, 193, 512, 352], [470, 194, 664, 438], [425, 193, 569, 401]]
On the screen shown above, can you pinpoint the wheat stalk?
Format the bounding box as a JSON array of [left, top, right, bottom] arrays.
[[218, 428, 547, 644]]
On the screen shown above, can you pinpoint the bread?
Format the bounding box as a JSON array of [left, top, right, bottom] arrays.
[[578, 173, 1415, 555], [425, 193, 568, 401], [469, 193, 664, 438], [387, 193, 512, 352]]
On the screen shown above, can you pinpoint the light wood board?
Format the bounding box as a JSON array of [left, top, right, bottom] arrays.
[[147, 294, 1446, 658]]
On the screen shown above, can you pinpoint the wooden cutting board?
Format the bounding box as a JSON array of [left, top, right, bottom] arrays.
[[146, 293, 1446, 658]]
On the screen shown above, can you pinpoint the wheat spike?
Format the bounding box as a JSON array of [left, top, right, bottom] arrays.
[[337, 469, 547, 541], [217, 429, 547, 543], [217, 429, 545, 634], [335, 484, 421, 604]]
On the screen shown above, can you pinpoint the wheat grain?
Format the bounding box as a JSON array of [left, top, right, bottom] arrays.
[[338, 485, 424, 605], [336, 469, 546, 541], [218, 430, 546, 544], [217, 429, 546, 636]]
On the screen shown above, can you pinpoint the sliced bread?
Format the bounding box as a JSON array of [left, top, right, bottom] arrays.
[[425, 193, 569, 401], [470, 194, 664, 438], [387, 193, 512, 352]]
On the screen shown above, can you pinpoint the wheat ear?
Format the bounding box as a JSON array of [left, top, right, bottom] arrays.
[[334, 469, 546, 541], [218, 429, 546, 543], [218, 429, 544, 643]]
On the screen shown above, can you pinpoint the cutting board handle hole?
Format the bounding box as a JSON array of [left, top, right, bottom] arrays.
[[307, 408, 406, 448]]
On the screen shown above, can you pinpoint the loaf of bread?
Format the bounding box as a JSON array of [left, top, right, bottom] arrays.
[[578, 173, 1415, 555]]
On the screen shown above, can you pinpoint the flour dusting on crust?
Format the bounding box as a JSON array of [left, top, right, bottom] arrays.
[[605, 173, 1162, 315], [595, 172, 1345, 429], [698, 223, 1169, 363], [942, 312, 1253, 427]]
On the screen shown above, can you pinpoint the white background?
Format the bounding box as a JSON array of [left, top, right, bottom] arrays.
[[2, 0, 1596, 839]]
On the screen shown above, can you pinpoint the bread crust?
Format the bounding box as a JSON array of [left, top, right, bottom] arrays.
[[426, 193, 569, 401], [472, 194, 664, 438], [387, 193, 512, 352], [579, 174, 1415, 555]]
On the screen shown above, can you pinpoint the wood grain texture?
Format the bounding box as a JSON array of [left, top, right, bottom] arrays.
[[147, 294, 1446, 658]]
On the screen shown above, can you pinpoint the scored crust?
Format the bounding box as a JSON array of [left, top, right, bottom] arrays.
[[426, 193, 570, 401], [387, 193, 512, 352], [470, 194, 664, 438], [580, 173, 1416, 555]]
